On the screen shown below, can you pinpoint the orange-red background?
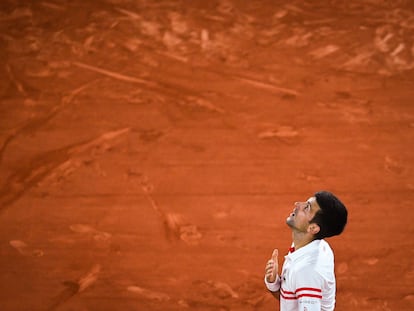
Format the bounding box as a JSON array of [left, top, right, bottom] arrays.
[[1, 1, 413, 310]]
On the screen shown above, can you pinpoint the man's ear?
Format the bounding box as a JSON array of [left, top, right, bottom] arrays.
[[308, 223, 320, 235]]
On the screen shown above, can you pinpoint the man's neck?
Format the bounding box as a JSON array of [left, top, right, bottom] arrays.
[[292, 231, 315, 251]]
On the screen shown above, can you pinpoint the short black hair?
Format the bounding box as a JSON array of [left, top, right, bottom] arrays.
[[311, 191, 348, 239]]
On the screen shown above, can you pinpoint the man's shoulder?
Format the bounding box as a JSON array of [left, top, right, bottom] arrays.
[[294, 240, 334, 274], [318, 239, 334, 254]]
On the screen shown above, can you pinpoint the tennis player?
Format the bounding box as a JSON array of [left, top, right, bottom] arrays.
[[264, 191, 348, 311]]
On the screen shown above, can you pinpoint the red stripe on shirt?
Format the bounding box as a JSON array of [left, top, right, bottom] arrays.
[[281, 288, 295, 295], [280, 288, 296, 300], [281, 287, 323, 300], [295, 287, 322, 294], [280, 292, 297, 300]]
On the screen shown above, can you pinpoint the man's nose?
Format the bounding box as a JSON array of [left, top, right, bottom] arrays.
[[293, 202, 301, 212], [295, 202, 302, 208], [294, 202, 305, 211]]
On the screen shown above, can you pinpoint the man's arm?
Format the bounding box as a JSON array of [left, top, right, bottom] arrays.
[[264, 249, 281, 298], [264, 275, 281, 299]]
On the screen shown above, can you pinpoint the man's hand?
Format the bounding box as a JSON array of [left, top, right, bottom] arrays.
[[265, 249, 279, 283]]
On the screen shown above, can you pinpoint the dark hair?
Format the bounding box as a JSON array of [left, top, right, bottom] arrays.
[[311, 191, 348, 239]]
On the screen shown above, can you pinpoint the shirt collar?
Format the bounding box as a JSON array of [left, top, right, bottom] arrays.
[[286, 239, 321, 261]]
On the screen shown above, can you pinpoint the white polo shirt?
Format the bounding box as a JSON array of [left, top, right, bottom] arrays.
[[265, 239, 336, 311]]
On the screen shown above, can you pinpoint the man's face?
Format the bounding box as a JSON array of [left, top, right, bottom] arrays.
[[286, 197, 321, 233]]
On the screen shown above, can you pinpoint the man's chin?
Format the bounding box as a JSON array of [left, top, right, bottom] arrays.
[[286, 216, 294, 227]]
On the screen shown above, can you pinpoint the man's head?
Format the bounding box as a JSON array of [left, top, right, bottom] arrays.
[[311, 191, 348, 239], [286, 191, 348, 240]]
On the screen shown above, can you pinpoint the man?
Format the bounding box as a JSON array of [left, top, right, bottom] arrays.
[[264, 191, 348, 311]]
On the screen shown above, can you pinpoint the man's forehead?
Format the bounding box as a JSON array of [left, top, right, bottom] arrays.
[[308, 197, 321, 211]]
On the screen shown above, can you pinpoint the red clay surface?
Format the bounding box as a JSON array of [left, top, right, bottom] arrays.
[[1, 1, 414, 310]]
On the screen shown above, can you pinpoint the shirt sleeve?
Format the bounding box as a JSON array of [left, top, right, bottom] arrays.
[[264, 274, 281, 292], [295, 270, 323, 311]]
